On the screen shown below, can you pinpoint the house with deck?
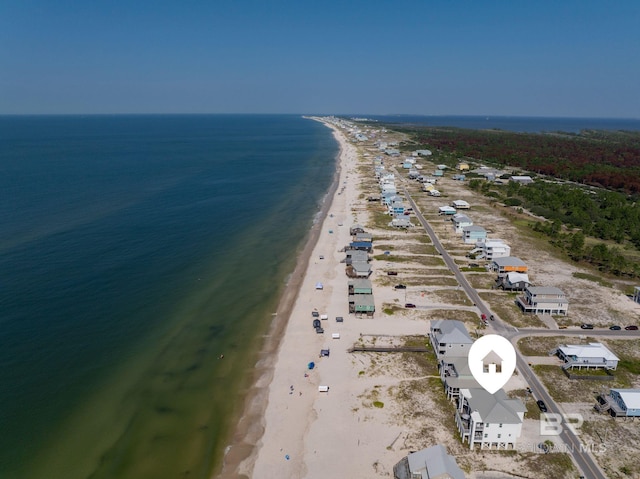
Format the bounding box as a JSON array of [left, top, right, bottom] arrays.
[[344, 249, 368, 265], [440, 355, 480, 400], [348, 261, 371, 278], [510, 175, 533, 184], [451, 199, 470, 210], [389, 217, 413, 228], [438, 206, 457, 216], [497, 272, 530, 291], [429, 320, 474, 359], [462, 226, 487, 245], [348, 279, 373, 295], [455, 388, 526, 450], [475, 239, 511, 260], [516, 286, 568, 316], [492, 257, 527, 277], [348, 293, 375, 316], [597, 389, 640, 417], [393, 444, 465, 479], [634, 286, 640, 304], [452, 214, 473, 234], [349, 224, 365, 236], [555, 342, 619, 370]]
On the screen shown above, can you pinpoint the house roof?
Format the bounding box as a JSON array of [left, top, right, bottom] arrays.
[[611, 389, 640, 409], [352, 261, 371, 272], [438, 206, 456, 213], [349, 294, 375, 307], [349, 278, 372, 289], [558, 343, 619, 362], [442, 356, 473, 376], [462, 388, 526, 424], [452, 200, 470, 207], [405, 445, 465, 479], [431, 320, 473, 345], [452, 214, 472, 224], [506, 272, 530, 284], [492, 256, 527, 268], [527, 286, 565, 296], [462, 225, 486, 233]]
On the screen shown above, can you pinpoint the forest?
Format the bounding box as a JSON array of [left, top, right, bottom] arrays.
[[391, 124, 640, 278], [402, 127, 640, 193]]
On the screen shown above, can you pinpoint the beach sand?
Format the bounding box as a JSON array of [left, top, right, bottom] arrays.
[[222, 119, 433, 479]]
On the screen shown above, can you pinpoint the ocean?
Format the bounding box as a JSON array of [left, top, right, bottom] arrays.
[[0, 115, 337, 479], [364, 115, 640, 133]]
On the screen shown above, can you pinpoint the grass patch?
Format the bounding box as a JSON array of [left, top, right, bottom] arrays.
[[517, 336, 567, 356], [373, 401, 384, 408], [572, 271, 613, 288], [382, 304, 403, 315]]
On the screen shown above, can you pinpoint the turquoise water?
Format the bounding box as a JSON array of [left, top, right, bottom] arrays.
[[0, 115, 337, 479]]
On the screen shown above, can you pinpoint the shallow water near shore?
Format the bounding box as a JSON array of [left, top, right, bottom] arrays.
[[0, 115, 336, 479]]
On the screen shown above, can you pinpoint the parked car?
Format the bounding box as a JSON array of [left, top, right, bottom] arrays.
[[394, 284, 407, 289], [537, 400, 548, 412], [580, 323, 594, 330], [315, 327, 324, 334], [312, 311, 320, 318], [387, 271, 398, 276], [313, 319, 321, 329], [489, 315, 495, 321], [609, 325, 622, 330], [625, 325, 639, 330], [481, 314, 487, 321], [468, 263, 479, 268], [335, 316, 344, 323], [405, 303, 416, 308]]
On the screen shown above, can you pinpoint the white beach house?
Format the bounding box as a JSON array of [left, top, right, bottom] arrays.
[[452, 213, 473, 234], [555, 342, 619, 370], [455, 388, 526, 450]]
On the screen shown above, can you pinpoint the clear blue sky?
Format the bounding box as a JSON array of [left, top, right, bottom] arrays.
[[1, 0, 638, 116]]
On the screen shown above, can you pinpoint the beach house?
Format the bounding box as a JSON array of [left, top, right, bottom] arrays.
[[496, 272, 530, 291], [455, 388, 526, 450], [475, 239, 511, 260], [348, 279, 373, 295], [438, 206, 457, 216], [429, 320, 474, 359], [389, 217, 413, 228], [457, 162, 470, 171], [516, 286, 568, 315], [393, 445, 465, 479], [492, 256, 527, 277], [555, 342, 619, 370], [597, 389, 640, 417], [461, 226, 487, 244], [440, 355, 480, 400], [344, 249, 368, 265], [510, 175, 533, 184], [634, 286, 640, 304], [348, 293, 375, 316], [451, 199, 470, 210], [452, 214, 473, 234]]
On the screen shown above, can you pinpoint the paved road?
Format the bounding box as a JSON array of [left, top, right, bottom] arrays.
[[402, 185, 610, 479]]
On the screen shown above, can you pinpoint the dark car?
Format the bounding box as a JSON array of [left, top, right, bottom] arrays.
[[468, 263, 479, 268], [537, 400, 548, 412], [313, 319, 321, 329], [609, 325, 622, 330], [394, 284, 407, 290], [580, 323, 594, 330], [405, 303, 416, 308], [315, 327, 324, 334], [625, 325, 639, 330], [335, 316, 344, 323], [312, 311, 320, 318], [387, 271, 398, 276]]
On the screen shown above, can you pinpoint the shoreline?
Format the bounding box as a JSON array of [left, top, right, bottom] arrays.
[[215, 117, 344, 479]]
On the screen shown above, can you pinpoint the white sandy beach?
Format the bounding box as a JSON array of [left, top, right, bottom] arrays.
[[243, 120, 430, 479]]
